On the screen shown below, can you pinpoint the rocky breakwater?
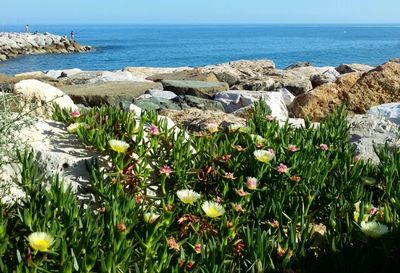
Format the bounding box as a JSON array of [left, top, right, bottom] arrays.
[[0, 32, 91, 61]]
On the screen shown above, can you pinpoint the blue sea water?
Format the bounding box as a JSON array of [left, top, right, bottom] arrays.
[[0, 24, 400, 75]]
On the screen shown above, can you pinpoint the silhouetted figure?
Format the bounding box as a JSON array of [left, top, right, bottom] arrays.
[[70, 31, 75, 41], [25, 24, 29, 33]]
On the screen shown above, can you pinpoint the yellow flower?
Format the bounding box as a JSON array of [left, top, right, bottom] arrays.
[[207, 123, 219, 133], [176, 189, 201, 205], [67, 123, 86, 133], [202, 201, 225, 218], [228, 124, 242, 133], [28, 232, 54, 252], [108, 139, 130, 153], [254, 150, 275, 163], [361, 221, 389, 238]]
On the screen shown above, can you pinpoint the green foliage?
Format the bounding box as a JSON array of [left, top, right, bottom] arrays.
[[0, 102, 398, 272]]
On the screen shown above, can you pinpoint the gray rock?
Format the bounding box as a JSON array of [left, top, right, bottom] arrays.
[[161, 80, 229, 99], [134, 97, 183, 111], [348, 114, 400, 163], [285, 62, 313, 70], [60, 81, 162, 107], [45, 68, 82, 79], [310, 71, 338, 87], [367, 103, 400, 125], [0, 82, 14, 93], [146, 89, 177, 100], [172, 95, 225, 112], [336, 63, 375, 74]]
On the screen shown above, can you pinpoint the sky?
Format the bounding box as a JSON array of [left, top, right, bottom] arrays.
[[2, 0, 400, 25]]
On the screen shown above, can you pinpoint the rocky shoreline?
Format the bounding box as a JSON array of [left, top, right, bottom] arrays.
[[0, 32, 91, 61]]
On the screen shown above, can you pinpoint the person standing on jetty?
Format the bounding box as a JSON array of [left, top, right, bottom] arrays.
[[25, 24, 29, 33], [70, 31, 75, 41]]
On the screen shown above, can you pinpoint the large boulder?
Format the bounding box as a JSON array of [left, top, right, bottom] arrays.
[[0, 118, 101, 204], [14, 79, 77, 116], [60, 81, 162, 107], [122, 66, 190, 81], [161, 80, 229, 99], [343, 61, 400, 113], [172, 95, 225, 112], [289, 60, 400, 120], [159, 108, 246, 132], [45, 68, 83, 79], [147, 69, 220, 82], [367, 102, 400, 125], [133, 97, 183, 111], [289, 72, 361, 121], [336, 63, 375, 74], [214, 90, 288, 120], [60, 70, 150, 85], [348, 114, 400, 164], [146, 89, 178, 100]]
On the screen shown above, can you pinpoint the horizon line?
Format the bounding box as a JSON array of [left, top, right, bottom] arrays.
[[2, 22, 400, 26]]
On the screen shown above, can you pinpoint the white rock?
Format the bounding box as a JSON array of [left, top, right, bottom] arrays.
[[214, 90, 288, 120], [146, 89, 177, 100], [45, 68, 82, 79], [367, 103, 400, 125], [129, 104, 142, 118], [348, 114, 400, 163], [14, 79, 77, 116]]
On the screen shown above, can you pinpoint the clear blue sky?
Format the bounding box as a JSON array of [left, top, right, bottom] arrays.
[[2, 0, 400, 25]]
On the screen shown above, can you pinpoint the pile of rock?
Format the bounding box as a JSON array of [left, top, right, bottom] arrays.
[[0, 32, 91, 61]]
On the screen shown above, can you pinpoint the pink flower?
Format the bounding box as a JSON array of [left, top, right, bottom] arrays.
[[288, 144, 299, 152], [235, 188, 249, 197], [213, 196, 224, 203], [267, 148, 275, 156], [246, 177, 257, 190], [270, 220, 280, 228], [353, 154, 362, 162], [276, 163, 288, 174], [233, 203, 245, 212], [223, 172, 236, 180], [160, 165, 172, 176], [147, 124, 160, 136], [369, 207, 378, 215], [265, 115, 275, 121], [290, 175, 301, 183], [194, 243, 202, 254], [71, 110, 81, 118], [320, 144, 329, 151]]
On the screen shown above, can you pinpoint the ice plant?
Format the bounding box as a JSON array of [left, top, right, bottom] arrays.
[[290, 175, 301, 182], [176, 189, 201, 205], [288, 144, 299, 152], [246, 177, 257, 190], [276, 163, 289, 173], [70, 110, 81, 118], [254, 149, 275, 163], [265, 115, 275, 121], [27, 232, 54, 252], [108, 139, 130, 153], [160, 165, 172, 176], [223, 172, 236, 180], [147, 124, 160, 136], [202, 201, 225, 218], [67, 122, 85, 133], [228, 124, 242, 133], [235, 188, 249, 197], [320, 143, 329, 151], [207, 123, 219, 133], [144, 212, 160, 224], [361, 221, 389, 238], [167, 236, 180, 252], [194, 243, 202, 254]]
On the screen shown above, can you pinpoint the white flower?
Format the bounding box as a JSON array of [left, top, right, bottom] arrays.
[[144, 212, 160, 224], [27, 232, 54, 252], [108, 139, 130, 153], [176, 189, 201, 205], [254, 149, 275, 163], [67, 123, 86, 133], [202, 201, 225, 218], [361, 221, 389, 238], [228, 124, 242, 133]]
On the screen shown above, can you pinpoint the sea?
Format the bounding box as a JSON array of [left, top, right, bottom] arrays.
[[0, 24, 399, 75]]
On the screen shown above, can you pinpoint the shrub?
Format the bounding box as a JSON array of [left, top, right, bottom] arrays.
[[0, 102, 398, 272]]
